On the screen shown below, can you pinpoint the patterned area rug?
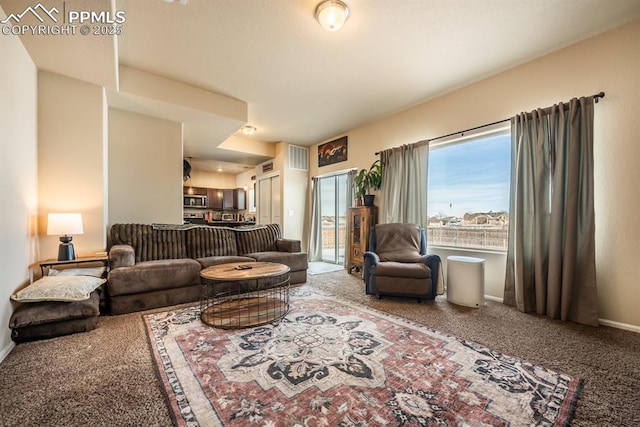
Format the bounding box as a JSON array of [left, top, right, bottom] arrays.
[[143, 288, 581, 426]]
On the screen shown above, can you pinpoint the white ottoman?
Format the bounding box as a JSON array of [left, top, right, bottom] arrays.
[[446, 256, 485, 308]]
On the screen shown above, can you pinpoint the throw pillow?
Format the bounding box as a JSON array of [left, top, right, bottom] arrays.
[[11, 276, 106, 303], [48, 266, 106, 278]]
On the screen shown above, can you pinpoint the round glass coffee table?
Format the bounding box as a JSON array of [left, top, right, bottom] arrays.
[[199, 262, 290, 329]]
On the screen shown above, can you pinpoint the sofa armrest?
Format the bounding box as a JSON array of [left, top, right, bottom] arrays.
[[423, 254, 442, 294], [276, 239, 301, 253], [363, 251, 379, 295], [363, 251, 380, 267], [109, 244, 135, 269]]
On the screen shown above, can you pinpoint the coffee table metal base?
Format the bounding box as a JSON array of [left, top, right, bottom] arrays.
[[200, 273, 290, 329]]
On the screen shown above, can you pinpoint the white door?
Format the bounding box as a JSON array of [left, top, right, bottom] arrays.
[[258, 175, 281, 227], [271, 175, 281, 226]]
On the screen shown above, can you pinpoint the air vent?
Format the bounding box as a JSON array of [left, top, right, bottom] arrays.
[[289, 145, 309, 171]]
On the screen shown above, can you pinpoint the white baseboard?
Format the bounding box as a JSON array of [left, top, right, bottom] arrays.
[[0, 341, 15, 364], [598, 318, 640, 333], [484, 295, 503, 303], [482, 297, 638, 333]]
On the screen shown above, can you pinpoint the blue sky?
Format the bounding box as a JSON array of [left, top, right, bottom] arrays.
[[428, 134, 511, 217], [318, 133, 511, 218]]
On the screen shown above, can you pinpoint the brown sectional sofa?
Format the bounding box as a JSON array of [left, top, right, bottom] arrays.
[[107, 223, 307, 314]]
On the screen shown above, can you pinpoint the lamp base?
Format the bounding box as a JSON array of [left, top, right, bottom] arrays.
[[57, 242, 76, 261]]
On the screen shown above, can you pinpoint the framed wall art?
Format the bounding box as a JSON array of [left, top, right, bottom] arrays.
[[318, 136, 348, 167]]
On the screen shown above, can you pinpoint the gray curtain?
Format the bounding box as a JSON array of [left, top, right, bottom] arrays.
[[308, 177, 323, 262], [380, 143, 429, 228], [504, 97, 599, 326]]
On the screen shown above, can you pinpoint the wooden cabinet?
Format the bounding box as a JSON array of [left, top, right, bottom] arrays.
[[236, 189, 246, 210], [347, 206, 378, 274], [207, 188, 224, 209], [223, 189, 246, 210], [223, 189, 235, 210], [184, 186, 246, 211], [183, 186, 207, 196]]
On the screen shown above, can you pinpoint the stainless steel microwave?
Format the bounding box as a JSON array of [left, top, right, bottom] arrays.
[[184, 195, 207, 207]]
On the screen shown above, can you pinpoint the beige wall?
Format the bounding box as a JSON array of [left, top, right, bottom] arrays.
[[308, 20, 640, 329], [255, 142, 308, 241], [235, 169, 256, 190], [38, 71, 108, 259], [256, 143, 285, 228], [187, 170, 237, 189], [0, 22, 38, 357], [282, 144, 308, 242], [108, 108, 183, 225]]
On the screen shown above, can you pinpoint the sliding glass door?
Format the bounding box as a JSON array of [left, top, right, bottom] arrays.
[[319, 173, 348, 264]]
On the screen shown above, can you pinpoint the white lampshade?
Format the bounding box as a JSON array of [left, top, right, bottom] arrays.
[[47, 213, 84, 236], [315, 0, 349, 32]]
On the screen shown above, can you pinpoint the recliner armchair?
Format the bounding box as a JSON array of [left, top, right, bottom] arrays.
[[363, 223, 441, 302]]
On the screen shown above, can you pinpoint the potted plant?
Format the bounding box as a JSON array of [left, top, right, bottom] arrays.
[[354, 160, 382, 206]]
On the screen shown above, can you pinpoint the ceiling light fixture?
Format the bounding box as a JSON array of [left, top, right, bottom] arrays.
[[241, 125, 257, 136], [164, 0, 188, 5], [315, 0, 349, 32]]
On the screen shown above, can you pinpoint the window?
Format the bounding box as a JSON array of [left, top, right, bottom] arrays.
[[427, 126, 511, 251]]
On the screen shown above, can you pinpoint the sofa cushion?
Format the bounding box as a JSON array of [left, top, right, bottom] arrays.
[[11, 317, 99, 343], [110, 224, 187, 262], [196, 256, 256, 269], [48, 266, 106, 278], [11, 276, 105, 303], [186, 226, 238, 258], [375, 223, 424, 262], [375, 262, 431, 279], [247, 251, 308, 272], [276, 239, 301, 253], [10, 291, 100, 329], [235, 224, 281, 255], [107, 259, 201, 296], [109, 285, 201, 315]]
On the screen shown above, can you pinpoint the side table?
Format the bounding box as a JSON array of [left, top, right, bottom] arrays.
[[40, 255, 109, 278], [446, 256, 485, 308]]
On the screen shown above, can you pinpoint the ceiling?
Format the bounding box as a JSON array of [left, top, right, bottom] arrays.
[[3, 0, 640, 170]]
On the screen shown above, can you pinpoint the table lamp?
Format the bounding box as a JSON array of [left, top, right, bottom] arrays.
[[47, 213, 84, 261]]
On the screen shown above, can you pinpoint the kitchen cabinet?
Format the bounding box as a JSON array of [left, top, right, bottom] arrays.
[[223, 189, 246, 210], [347, 206, 378, 274], [223, 189, 234, 210], [183, 186, 246, 210], [183, 186, 207, 196], [207, 188, 224, 209], [236, 189, 246, 210]]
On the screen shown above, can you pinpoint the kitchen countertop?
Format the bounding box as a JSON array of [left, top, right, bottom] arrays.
[[209, 221, 256, 226], [184, 220, 257, 227]]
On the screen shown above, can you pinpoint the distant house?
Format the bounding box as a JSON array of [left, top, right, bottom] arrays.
[[427, 216, 462, 227], [462, 212, 509, 227]]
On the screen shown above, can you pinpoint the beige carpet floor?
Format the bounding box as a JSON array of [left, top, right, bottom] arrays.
[[0, 270, 638, 426]]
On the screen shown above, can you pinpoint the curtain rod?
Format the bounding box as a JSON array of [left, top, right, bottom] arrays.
[[374, 91, 605, 155]]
